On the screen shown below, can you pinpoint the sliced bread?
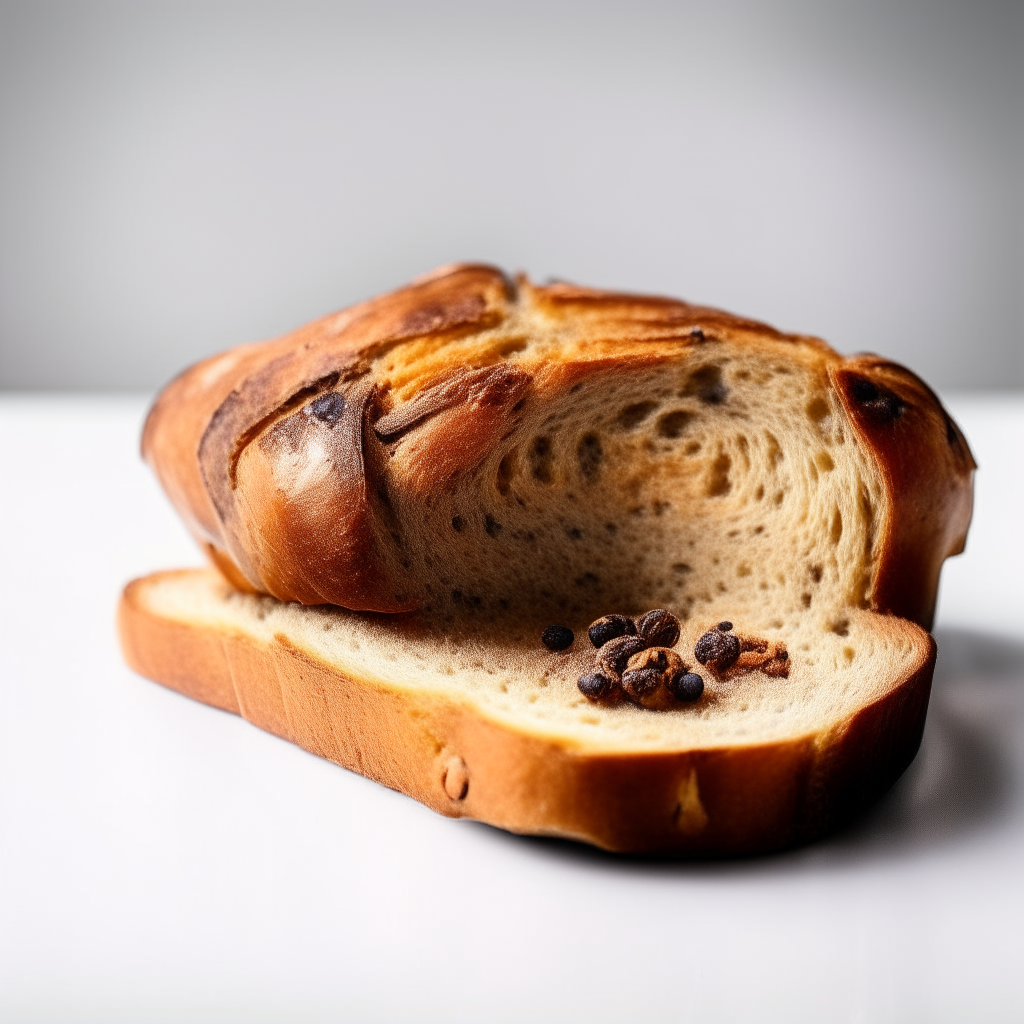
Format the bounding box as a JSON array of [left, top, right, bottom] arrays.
[[120, 567, 934, 854], [124, 264, 974, 854]]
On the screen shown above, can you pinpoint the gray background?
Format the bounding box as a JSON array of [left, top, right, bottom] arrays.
[[1, 0, 1021, 392]]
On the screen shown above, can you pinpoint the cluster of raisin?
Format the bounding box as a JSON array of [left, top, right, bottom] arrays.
[[541, 616, 788, 711], [578, 610, 704, 708]]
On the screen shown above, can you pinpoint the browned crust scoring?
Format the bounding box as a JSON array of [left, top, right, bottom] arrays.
[[143, 263, 975, 625], [143, 265, 515, 610], [118, 570, 935, 855]]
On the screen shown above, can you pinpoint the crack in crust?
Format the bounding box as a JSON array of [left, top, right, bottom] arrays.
[[373, 365, 533, 443]]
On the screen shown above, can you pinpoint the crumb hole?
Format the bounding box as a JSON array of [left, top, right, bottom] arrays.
[[530, 436, 553, 483], [618, 401, 659, 429], [831, 508, 843, 544], [705, 452, 732, 496], [496, 451, 517, 495], [685, 364, 728, 404], [496, 337, 528, 358], [576, 433, 603, 480], [657, 410, 693, 439]]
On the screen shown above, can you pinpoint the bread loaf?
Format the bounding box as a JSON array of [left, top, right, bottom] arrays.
[[123, 264, 976, 854], [143, 263, 973, 629]]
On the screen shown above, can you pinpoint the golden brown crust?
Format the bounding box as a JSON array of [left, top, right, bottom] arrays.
[[143, 264, 514, 608], [143, 263, 974, 627], [831, 358, 976, 629], [118, 570, 935, 855]]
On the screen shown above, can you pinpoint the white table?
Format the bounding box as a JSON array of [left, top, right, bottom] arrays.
[[1, 393, 1022, 1023]]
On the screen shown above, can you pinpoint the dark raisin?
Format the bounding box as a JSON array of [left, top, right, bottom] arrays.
[[637, 609, 681, 648], [306, 392, 346, 426], [578, 672, 616, 700], [485, 514, 503, 538], [694, 629, 741, 672], [588, 614, 637, 649], [669, 671, 704, 703], [717, 621, 733, 632], [626, 647, 679, 676], [451, 516, 464, 532], [690, 327, 706, 342], [624, 647, 685, 699], [850, 377, 879, 403], [621, 668, 661, 700], [597, 635, 648, 675], [849, 376, 904, 424], [541, 625, 574, 651]]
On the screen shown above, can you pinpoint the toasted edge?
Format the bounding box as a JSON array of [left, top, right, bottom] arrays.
[[118, 569, 935, 855]]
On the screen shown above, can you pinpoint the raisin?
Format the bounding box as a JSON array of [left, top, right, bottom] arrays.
[[588, 614, 637, 649], [694, 629, 741, 672], [578, 672, 616, 700], [306, 392, 346, 426], [637, 609, 681, 648], [849, 376, 904, 424], [596, 635, 648, 676], [541, 625, 574, 651], [669, 672, 704, 703], [625, 646, 683, 678], [621, 668, 661, 700], [622, 648, 685, 704]]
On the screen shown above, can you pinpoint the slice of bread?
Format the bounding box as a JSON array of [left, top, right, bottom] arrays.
[[119, 567, 933, 855], [125, 264, 975, 854]]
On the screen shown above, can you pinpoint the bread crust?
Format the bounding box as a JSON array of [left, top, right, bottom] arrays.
[[143, 264, 974, 628], [118, 569, 935, 855], [831, 358, 975, 628]]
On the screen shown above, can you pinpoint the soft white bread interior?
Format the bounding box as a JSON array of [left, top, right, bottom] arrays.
[[120, 567, 934, 854], [378, 350, 885, 627]]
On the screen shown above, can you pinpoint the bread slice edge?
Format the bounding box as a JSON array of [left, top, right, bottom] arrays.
[[118, 568, 935, 855]]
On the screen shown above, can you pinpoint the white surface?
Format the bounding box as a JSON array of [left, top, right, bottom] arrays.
[[1, 392, 1023, 1022]]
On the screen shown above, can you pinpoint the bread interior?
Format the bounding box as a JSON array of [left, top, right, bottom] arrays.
[[142, 568, 926, 752], [381, 341, 884, 637]]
